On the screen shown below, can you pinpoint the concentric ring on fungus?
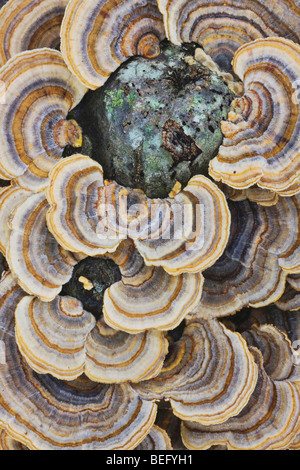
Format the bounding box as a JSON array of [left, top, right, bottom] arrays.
[[46, 154, 231, 276], [158, 0, 300, 72], [209, 37, 300, 195], [14, 293, 169, 383], [133, 318, 258, 425], [103, 239, 204, 333], [0, 0, 69, 67], [7, 191, 85, 301], [0, 273, 158, 449], [195, 195, 300, 318], [46, 154, 125, 256], [0, 429, 28, 450], [0, 48, 87, 190], [181, 348, 300, 450], [0, 183, 32, 256], [135, 425, 172, 450], [0, 0, 300, 453]]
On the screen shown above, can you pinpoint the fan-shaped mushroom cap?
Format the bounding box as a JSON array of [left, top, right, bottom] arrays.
[[0, 49, 86, 190], [134, 175, 231, 275], [275, 283, 300, 311], [103, 240, 203, 333], [61, 0, 165, 89], [133, 318, 258, 425], [0, 271, 26, 324], [0, 282, 157, 449], [0, 430, 28, 450], [195, 196, 300, 318], [0, 0, 69, 67], [134, 425, 172, 450], [181, 348, 300, 450], [14, 287, 168, 383], [158, 0, 300, 71], [15, 295, 96, 380], [85, 317, 168, 382], [7, 191, 83, 301], [46, 154, 124, 256], [245, 306, 300, 349], [209, 37, 300, 194], [0, 183, 32, 255]]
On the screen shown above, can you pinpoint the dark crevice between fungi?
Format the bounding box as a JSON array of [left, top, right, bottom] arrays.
[[65, 40, 235, 199], [61, 257, 122, 321]]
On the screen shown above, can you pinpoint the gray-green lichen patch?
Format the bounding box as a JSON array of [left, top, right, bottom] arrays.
[[68, 40, 235, 198], [61, 257, 121, 320]]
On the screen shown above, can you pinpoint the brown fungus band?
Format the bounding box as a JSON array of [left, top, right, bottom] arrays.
[[158, 0, 300, 71], [0, 0, 69, 67], [209, 38, 300, 195]]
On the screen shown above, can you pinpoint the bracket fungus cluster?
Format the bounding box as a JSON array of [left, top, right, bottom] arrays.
[[61, 0, 166, 89], [0, 0, 300, 452], [196, 195, 300, 318]]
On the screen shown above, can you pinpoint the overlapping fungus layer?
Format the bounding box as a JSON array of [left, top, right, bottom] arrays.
[[15, 294, 169, 382], [46, 155, 231, 276], [6, 191, 84, 301], [181, 337, 300, 450], [104, 240, 203, 332], [133, 318, 258, 425], [209, 38, 300, 195]]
